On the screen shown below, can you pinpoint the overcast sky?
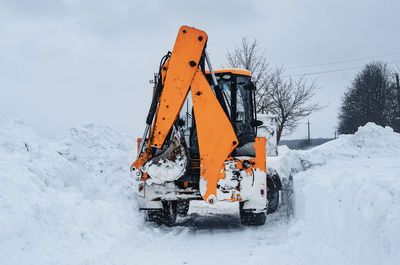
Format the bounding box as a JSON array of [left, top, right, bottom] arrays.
[[1, 0, 400, 140]]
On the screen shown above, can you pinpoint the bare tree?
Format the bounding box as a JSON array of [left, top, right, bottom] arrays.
[[226, 38, 323, 143], [226, 37, 272, 113], [268, 69, 323, 143]]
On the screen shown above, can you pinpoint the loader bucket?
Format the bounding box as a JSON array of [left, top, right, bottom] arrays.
[[141, 127, 188, 184]]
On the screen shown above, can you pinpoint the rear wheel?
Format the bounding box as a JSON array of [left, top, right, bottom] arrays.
[[266, 172, 282, 214], [146, 201, 177, 226], [147, 210, 163, 224], [267, 188, 279, 214], [161, 201, 177, 227], [177, 201, 190, 216], [239, 202, 266, 226]]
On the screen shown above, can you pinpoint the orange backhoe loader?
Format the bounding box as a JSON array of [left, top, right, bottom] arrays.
[[131, 26, 282, 226]]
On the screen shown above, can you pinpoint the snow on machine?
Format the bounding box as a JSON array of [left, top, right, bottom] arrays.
[[130, 26, 282, 226]]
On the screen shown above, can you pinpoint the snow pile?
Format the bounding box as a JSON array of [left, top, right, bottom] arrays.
[[1, 114, 400, 265], [54, 123, 136, 199], [291, 123, 400, 265], [0, 116, 140, 265], [257, 113, 278, 156], [299, 122, 400, 167], [267, 144, 303, 180], [0, 115, 83, 191]]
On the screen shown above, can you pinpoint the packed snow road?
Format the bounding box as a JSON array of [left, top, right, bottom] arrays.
[[1, 115, 399, 265], [110, 203, 298, 265]]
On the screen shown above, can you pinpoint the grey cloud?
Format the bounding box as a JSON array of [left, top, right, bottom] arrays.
[[1, 0, 400, 140]]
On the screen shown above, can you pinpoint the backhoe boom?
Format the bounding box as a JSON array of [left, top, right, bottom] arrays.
[[131, 26, 238, 203]]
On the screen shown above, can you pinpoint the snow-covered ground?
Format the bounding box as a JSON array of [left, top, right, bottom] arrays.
[[292, 123, 400, 265], [1, 115, 399, 265]]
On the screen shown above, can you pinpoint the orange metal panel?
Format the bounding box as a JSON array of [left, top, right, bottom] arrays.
[[150, 25, 208, 149], [205, 68, 252, 77], [191, 69, 238, 203], [254, 137, 267, 172]]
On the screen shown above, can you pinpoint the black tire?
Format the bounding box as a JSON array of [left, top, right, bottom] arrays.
[[146, 201, 177, 226], [267, 188, 279, 214], [147, 210, 163, 224], [161, 201, 177, 227], [177, 201, 190, 216], [239, 202, 266, 226]]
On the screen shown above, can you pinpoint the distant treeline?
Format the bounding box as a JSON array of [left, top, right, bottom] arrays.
[[279, 138, 334, 150]]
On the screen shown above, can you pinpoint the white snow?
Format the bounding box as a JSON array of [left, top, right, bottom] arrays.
[[0, 116, 140, 265], [291, 123, 400, 265], [141, 128, 188, 184], [257, 113, 278, 156], [53, 122, 137, 199], [142, 152, 187, 185], [1, 115, 399, 265]]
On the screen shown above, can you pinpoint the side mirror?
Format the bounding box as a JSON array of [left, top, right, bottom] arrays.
[[251, 119, 263, 127], [244, 83, 256, 90]]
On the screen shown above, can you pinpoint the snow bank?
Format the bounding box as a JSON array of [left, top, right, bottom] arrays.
[[257, 113, 278, 156], [267, 145, 303, 180], [1, 115, 399, 265], [54, 123, 136, 199], [0, 116, 140, 265], [0, 115, 83, 191], [290, 123, 400, 265], [299, 122, 400, 167]]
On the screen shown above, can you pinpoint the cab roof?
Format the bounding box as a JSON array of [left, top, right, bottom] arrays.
[[205, 68, 252, 77]]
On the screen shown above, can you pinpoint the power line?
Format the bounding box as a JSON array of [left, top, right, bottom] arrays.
[[286, 51, 400, 70], [282, 65, 361, 77], [282, 59, 400, 78]]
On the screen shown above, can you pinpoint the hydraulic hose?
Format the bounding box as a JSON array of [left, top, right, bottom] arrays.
[[145, 52, 171, 125]]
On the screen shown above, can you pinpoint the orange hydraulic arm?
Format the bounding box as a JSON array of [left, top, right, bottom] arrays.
[[190, 69, 238, 203], [131, 25, 238, 203]]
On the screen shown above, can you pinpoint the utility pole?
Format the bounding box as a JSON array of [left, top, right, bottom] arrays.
[[396, 73, 400, 108], [396, 73, 400, 132], [307, 120, 311, 145]]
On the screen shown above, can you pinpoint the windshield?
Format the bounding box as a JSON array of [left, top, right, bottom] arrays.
[[235, 76, 255, 145], [217, 80, 231, 116], [206, 73, 255, 146]]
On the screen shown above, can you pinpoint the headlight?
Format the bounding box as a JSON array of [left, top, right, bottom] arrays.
[[130, 167, 142, 180]]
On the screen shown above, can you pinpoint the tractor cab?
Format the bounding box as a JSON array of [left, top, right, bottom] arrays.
[[205, 69, 258, 147], [178, 69, 260, 157], [177, 68, 260, 185]]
